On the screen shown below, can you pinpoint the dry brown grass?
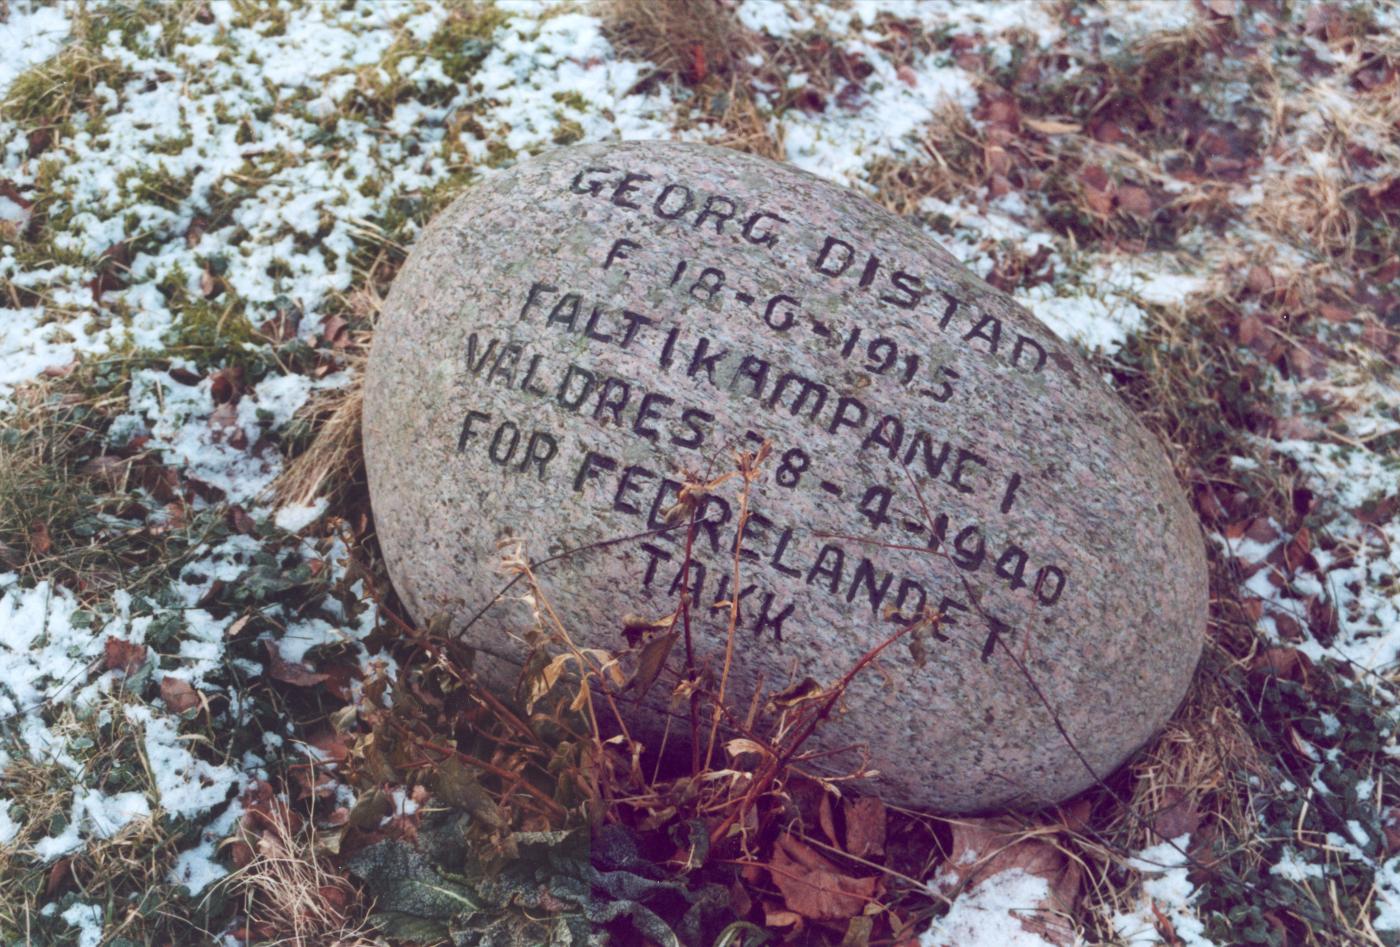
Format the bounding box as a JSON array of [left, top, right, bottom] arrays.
[[274, 365, 366, 512], [221, 791, 375, 947], [0, 698, 192, 943], [601, 0, 757, 85]]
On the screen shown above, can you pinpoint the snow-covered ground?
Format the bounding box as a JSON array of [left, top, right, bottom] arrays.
[[1, 0, 1396, 943]]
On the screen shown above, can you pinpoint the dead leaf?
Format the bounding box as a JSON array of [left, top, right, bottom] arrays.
[[937, 817, 1082, 946], [1116, 185, 1153, 217], [160, 676, 200, 714], [625, 629, 677, 698], [724, 738, 768, 760], [1249, 647, 1312, 682], [819, 792, 840, 847], [28, 520, 51, 556], [1150, 788, 1200, 842], [228, 505, 257, 535], [320, 313, 348, 346], [1084, 187, 1113, 216], [209, 365, 244, 404], [45, 857, 72, 897], [689, 43, 706, 84], [1246, 265, 1275, 294], [768, 833, 879, 921], [1284, 528, 1312, 571], [1078, 164, 1109, 191], [844, 796, 886, 858], [1383, 807, 1400, 855], [104, 638, 148, 675], [1238, 314, 1265, 347], [764, 907, 803, 929], [766, 677, 825, 714], [185, 216, 207, 248], [265, 641, 329, 687]]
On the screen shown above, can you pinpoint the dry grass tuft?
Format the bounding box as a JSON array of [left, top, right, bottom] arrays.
[[274, 364, 366, 512], [221, 793, 373, 946], [0, 698, 189, 944], [602, 0, 757, 85], [601, 0, 784, 160]]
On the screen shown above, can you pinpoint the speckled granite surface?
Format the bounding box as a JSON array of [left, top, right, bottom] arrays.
[[362, 141, 1208, 813]]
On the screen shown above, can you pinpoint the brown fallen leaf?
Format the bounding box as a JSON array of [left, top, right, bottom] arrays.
[[1116, 184, 1154, 217], [819, 791, 840, 847], [844, 796, 886, 859], [28, 520, 52, 556], [104, 638, 148, 675], [209, 365, 244, 404], [160, 676, 201, 714], [45, 857, 73, 897], [1150, 788, 1200, 843], [1238, 314, 1265, 347], [321, 313, 348, 346], [1083, 186, 1114, 216], [624, 629, 677, 698], [1382, 807, 1400, 855], [767, 832, 880, 921], [938, 817, 1083, 946], [265, 641, 329, 687], [1249, 647, 1313, 683]]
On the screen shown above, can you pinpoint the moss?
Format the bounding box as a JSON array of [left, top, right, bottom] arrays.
[[167, 299, 258, 355], [552, 90, 589, 112], [485, 140, 516, 168], [118, 166, 195, 212], [1, 47, 128, 127], [551, 117, 585, 146], [426, 5, 508, 83]]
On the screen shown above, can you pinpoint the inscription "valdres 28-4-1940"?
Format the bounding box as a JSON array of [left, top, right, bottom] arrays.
[[363, 141, 1208, 812]]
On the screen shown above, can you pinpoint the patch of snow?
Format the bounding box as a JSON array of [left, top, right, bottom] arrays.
[[1101, 0, 1200, 47], [1271, 846, 1327, 882], [0, 0, 72, 100], [781, 38, 976, 185], [921, 869, 1059, 947], [275, 498, 329, 533], [1377, 857, 1400, 931], [0, 308, 82, 402], [737, 0, 816, 37], [168, 797, 242, 896], [1112, 835, 1218, 946], [75, 786, 150, 838], [124, 704, 239, 819], [466, 11, 678, 161], [59, 902, 104, 947], [0, 799, 20, 845]]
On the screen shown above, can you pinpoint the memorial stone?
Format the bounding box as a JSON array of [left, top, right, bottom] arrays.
[[362, 140, 1208, 813]]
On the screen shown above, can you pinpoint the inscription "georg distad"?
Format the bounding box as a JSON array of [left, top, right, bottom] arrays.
[[445, 168, 1072, 661]]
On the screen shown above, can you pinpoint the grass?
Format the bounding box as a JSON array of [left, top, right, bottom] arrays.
[[2, 0, 1398, 944]]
